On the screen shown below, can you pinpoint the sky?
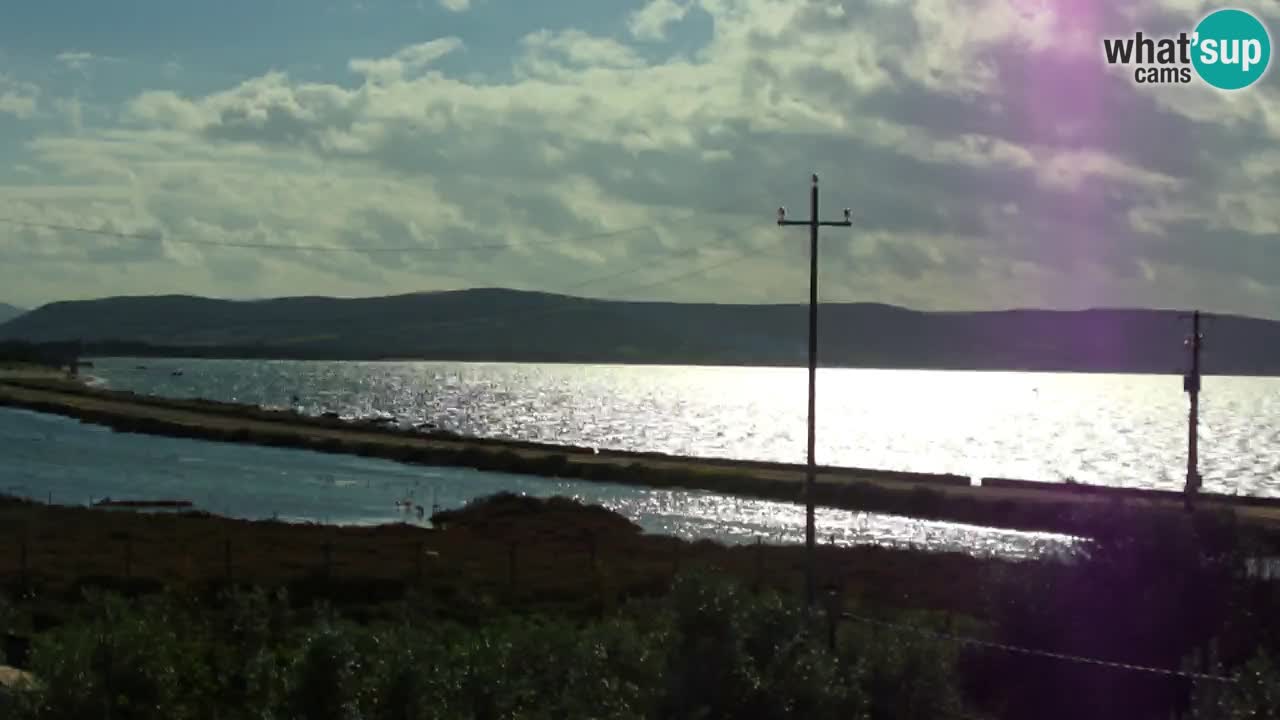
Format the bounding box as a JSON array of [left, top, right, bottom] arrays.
[[0, 0, 1278, 318]]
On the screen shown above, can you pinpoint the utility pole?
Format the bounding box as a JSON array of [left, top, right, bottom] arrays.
[[1183, 310, 1203, 508], [777, 173, 852, 610]]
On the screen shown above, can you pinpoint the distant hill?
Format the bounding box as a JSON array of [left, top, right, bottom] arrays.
[[0, 303, 24, 325], [0, 289, 1273, 374]]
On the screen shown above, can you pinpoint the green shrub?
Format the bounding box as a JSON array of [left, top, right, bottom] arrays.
[[838, 619, 961, 720], [287, 623, 362, 720], [25, 591, 213, 720], [1190, 651, 1280, 719], [6, 573, 971, 720], [657, 573, 870, 720]]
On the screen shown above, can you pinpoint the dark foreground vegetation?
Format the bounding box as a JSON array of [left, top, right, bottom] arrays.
[[0, 574, 973, 720], [3, 494, 1280, 718]]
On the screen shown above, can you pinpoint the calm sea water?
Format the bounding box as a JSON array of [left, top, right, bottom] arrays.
[[87, 358, 1280, 496], [0, 408, 1075, 559]]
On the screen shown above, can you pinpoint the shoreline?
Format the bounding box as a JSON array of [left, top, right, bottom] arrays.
[[3, 375, 1280, 541], [65, 350, 1280, 377], [81, 352, 1280, 378]]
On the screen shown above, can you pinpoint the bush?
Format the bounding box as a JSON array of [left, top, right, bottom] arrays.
[[838, 619, 962, 720], [979, 504, 1253, 719], [6, 574, 972, 720], [25, 591, 214, 720], [1184, 650, 1280, 719], [287, 624, 362, 720]]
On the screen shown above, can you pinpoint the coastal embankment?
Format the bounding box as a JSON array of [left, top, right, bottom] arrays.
[[2, 375, 1278, 540]]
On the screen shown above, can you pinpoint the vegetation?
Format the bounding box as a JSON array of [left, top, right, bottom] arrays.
[[4, 493, 1280, 718], [1188, 651, 1280, 718], [0, 574, 967, 720]]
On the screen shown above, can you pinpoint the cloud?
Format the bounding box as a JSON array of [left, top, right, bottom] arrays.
[[521, 30, 645, 69], [55, 51, 121, 73], [3, 0, 1280, 319], [629, 0, 693, 41], [53, 98, 84, 133], [55, 51, 95, 70], [438, 0, 471, 11], [0, 94, 37, 119], [0, 75, 39, 118], [350, 37, 465, 83]]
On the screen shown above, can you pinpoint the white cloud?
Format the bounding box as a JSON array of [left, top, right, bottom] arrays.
[[0, 75, 39, 118], [0, 93, 36, 119], [350, 38, 465, 83], [3, 0, 1280, 318], [1035, 149, 1181, 193], [629, 0, 692, 41], [55, 51, 121, 73], [522, 30, 645, 69], [438, 0, 471, 11]]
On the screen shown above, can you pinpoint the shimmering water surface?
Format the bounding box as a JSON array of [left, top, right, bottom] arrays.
[[0, 408, 1074, 559], [88, 358, 1280, 496]]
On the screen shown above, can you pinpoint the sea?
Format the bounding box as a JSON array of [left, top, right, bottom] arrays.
[[84, 357, 1280, 496], [0, 407, 1074, 559], [5, 356, 1275, 559]]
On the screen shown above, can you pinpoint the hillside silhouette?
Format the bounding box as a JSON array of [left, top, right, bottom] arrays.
[[1, 289, 1275, 374], [0, 302, 25, 325]]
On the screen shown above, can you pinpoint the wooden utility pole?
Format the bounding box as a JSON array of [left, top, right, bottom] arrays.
[[1184, 310, 1203, 508], [776, 174, 852, 610]]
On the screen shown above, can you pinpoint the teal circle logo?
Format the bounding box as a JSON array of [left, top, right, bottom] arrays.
[[1192, 9, 1271, 90]]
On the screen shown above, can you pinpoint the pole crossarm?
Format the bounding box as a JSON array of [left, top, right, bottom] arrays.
[[773, 173, 854, 611]]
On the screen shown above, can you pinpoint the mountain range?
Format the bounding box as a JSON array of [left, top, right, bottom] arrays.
[[0, 303, 25, 325], [0, 289, 1270, 374]]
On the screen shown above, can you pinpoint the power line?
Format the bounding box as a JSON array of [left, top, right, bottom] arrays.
[[0, 201, 753, 257], [609, 248, 766, 298], [413, 247, 772, 335], [0, 182, 791, 331], [841, 613, 1236, 683]]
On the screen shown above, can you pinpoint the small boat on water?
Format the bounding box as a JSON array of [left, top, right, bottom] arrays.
[[171, 370, 184, 377]]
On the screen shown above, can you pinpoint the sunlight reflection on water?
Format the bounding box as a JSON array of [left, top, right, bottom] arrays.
[[87, 358, 1280, 497], [0, 408, 1077, 560]]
